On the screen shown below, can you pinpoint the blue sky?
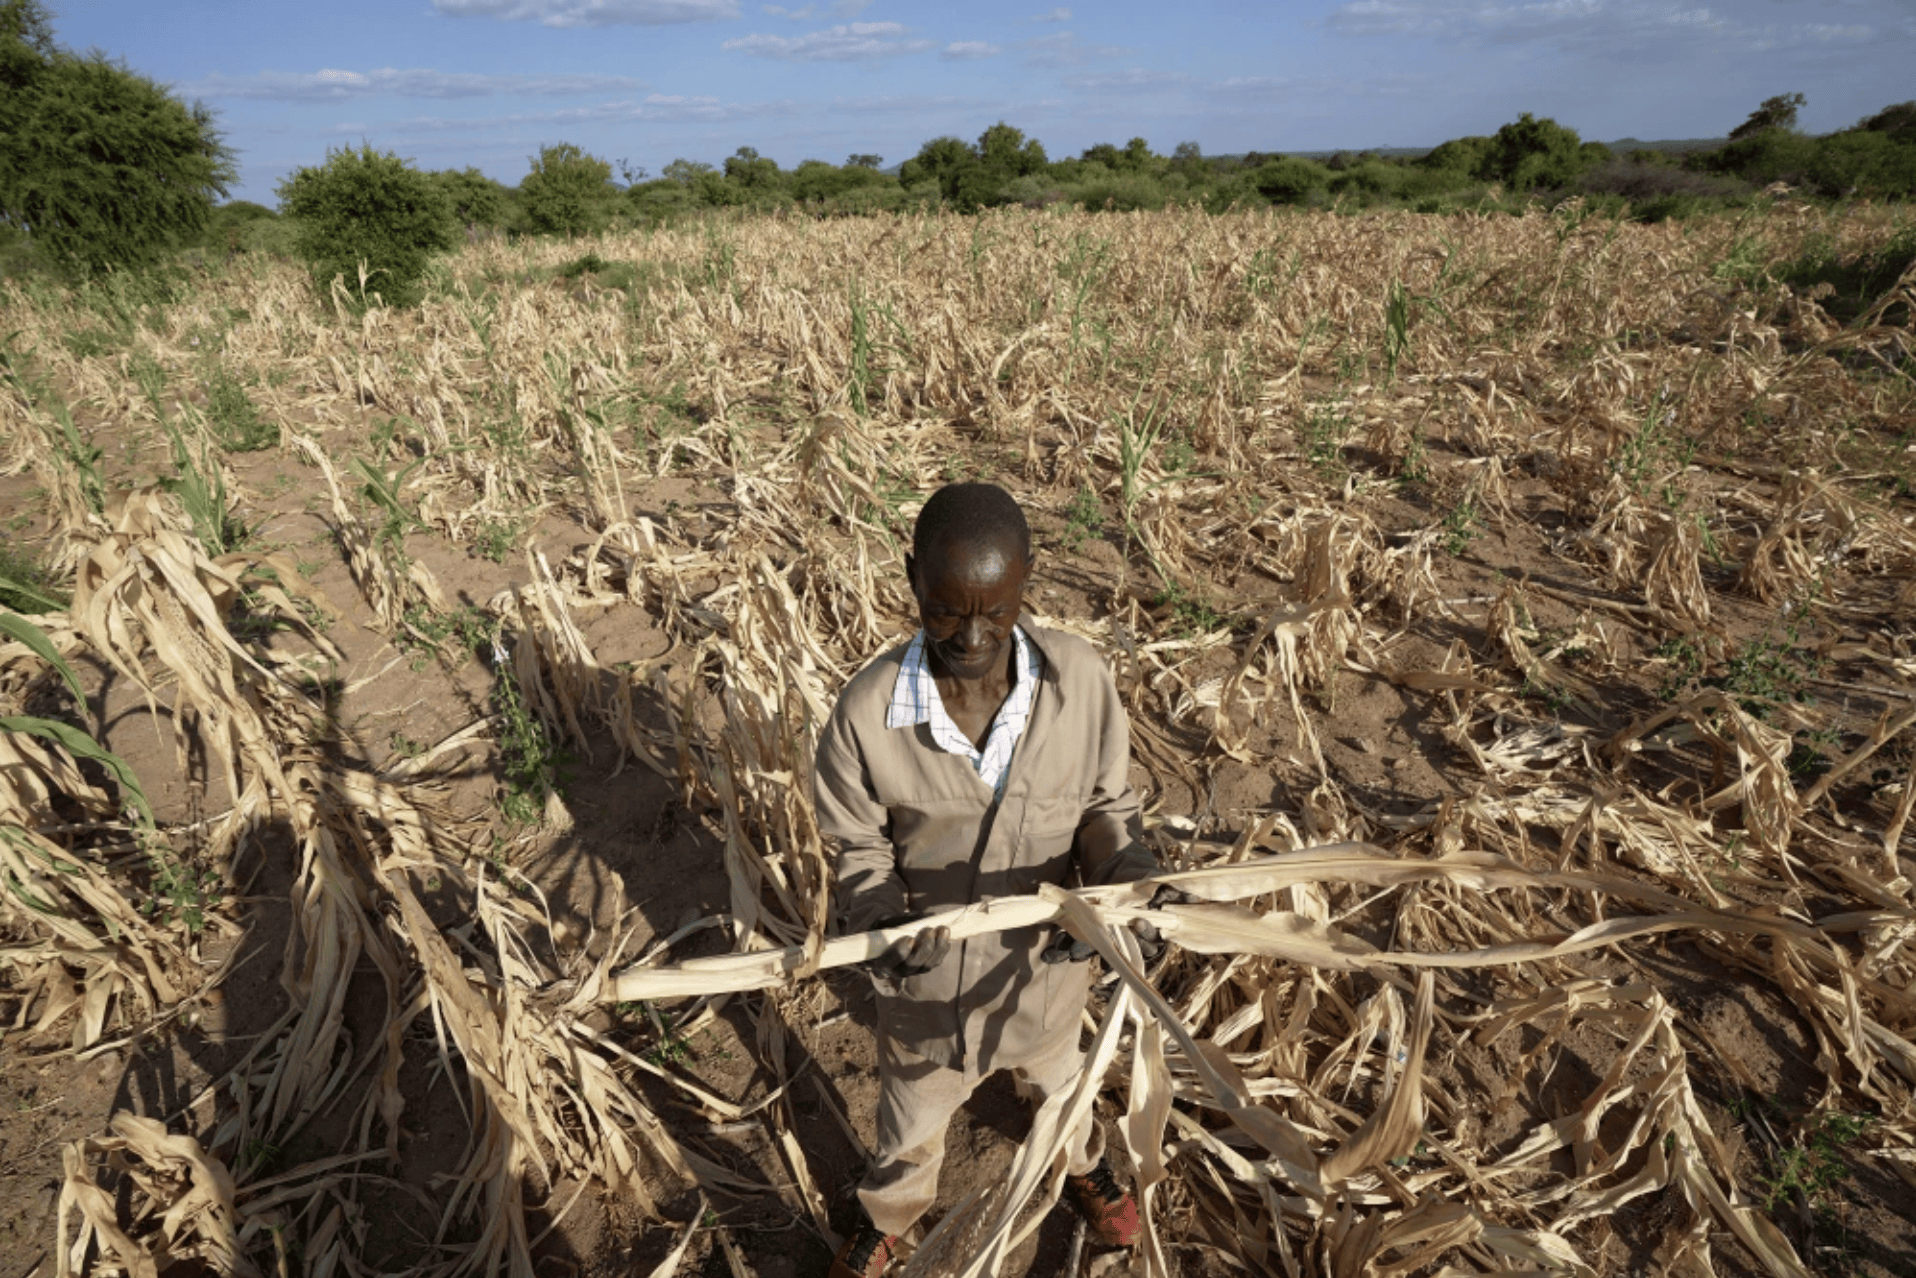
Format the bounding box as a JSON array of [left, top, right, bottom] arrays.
[[46, 0, 1916, 203]]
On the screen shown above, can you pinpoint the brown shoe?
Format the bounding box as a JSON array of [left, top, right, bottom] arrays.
[[1064, 1160, 1140, 1248], [829, 1224, 900, 1278]]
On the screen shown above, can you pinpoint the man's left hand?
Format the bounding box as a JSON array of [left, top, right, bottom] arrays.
[[1040, 883, 1194, 965]]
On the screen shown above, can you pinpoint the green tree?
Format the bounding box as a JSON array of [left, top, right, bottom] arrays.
[[1252, 156, 1329, 205], [0, 1, 235, 277], [901, 124, 1048, 211], [276, 143, 456, 309], [1477, 113, 1590, 188], [519, 142, 614, 238], [433, 166, 508, 227], [1851, 101, 1916, 146], [790, 159, 886, 202], [1417, 135, 1491, 174], [976, 122, 1047, 176], [899, 135, 974, 194], [662, 157, 715, 185], [847, 153, 883, 169], [1730, 92, 1806, 141], [0, 0, 55, 59], [723, 146, 784, 195]]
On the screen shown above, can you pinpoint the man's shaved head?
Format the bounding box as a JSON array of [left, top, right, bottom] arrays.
[[912, 483, 1031, 565]]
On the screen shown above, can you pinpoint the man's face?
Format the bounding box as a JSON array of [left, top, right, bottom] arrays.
[[907, 531, 1032, 681]]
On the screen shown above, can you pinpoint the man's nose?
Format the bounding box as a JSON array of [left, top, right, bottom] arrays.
[[959, 616, 989, 649]]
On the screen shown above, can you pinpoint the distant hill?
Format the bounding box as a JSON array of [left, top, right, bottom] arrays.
[[1266, 138, 1728, 163]]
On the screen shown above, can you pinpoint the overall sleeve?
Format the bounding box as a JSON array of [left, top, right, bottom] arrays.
[[814, 709, 909, 934], [1074, 662, 1158, 887]]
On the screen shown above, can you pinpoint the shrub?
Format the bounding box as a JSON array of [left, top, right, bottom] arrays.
[[789, 160, 887, 203], [519, 142, 615, 238], [1070, 174, 1170, 212], [1851, 101, 1916, 146], [1, 10, 236, 278], [1730, 92, 1805, 142], [205, 366, 275, 451], [276, 143, 458, 309], [1418, 136, 1492, 174], [1251, 157, 1330, 205], [1801, 131, 1916, 198], [433, 167, 509, 227], [1777, 221, 1916, 321], [628, 178, 692, 219], [1478, 113, 1593, 189], [1691, 129, 1819, 186], [1578, 160, 1750, 204]]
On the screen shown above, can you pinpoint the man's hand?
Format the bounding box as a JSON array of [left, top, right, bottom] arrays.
[[1040, 883, 1194, 965], [862, 913, 951, 982]]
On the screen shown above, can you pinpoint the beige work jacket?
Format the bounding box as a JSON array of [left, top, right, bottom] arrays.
[[813, 619, 1156, 1072]]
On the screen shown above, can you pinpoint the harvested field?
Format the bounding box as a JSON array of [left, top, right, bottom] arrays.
[[2, 198, 1915, 1278]]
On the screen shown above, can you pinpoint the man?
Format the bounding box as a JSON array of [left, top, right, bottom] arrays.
[[813, 482, 1165, 1277]]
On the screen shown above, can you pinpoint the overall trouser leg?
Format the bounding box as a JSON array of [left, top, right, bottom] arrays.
[[857, 1030, 978, 1237], [857, 1022, 1103, 1237]]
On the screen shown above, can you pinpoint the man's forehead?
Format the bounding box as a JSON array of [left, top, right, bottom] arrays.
[[919, 527, 1026, 575]]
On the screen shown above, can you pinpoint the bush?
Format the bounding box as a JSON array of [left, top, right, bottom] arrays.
[[1777, 221, 1916, 321], [519, 142, 615, 238], [276, 143, 458, 309], [1801, 131, 1916, 198], [1251, 157, 1330, 205], [433, 167, 508, 227], [1070, 174, 1170, 212], [789, 160, 887, 203], [1418, 136, 1492, 174], [1852, 101, 1916, 147], [202, 200, 279, 257], [1478, 113, 1593, 189], [204, 366, 275, 451], [628, 177, 692, 220], [0, 17, 236, 278], [1578, 160, 1750, 204], [1690, 129, 1819, 186]]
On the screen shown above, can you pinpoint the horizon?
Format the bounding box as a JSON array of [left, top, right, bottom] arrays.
[[40, 0, 1916, 205]]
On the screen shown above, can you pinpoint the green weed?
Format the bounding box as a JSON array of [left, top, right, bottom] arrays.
[[0, 543, 68, 614], [1441, 497, 1481, 556], [354, 456, 428, 548], [1062, 484, 1102, 553], [205, 367, 277, 452], [488, 639, 566, 825], [160, 417, 247, 557], [1748, 1106, 1872, 1217], [1302, 402, 1349, 481], [1151, 581, 1232, 637], [474, 519, 523, 564]]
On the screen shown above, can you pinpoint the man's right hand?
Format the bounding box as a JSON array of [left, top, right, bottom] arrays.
[[862, 913, 951, 982]]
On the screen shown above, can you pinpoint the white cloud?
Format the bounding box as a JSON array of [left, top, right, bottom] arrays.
[[330, 92, 764, 135], [1017, 29, 1128, 66], [942, 40, 1004, 59], [762, 0, 871, 17], [723, 21, 936, 60], [1022, 6, 1072, 21], [433, 0, 738, 27], [1325, 0, 1904, 59], [183, 67, 650, 101], [1062, 67, 1193, 92]]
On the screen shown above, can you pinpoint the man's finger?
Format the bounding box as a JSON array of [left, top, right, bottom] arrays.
[[1148, 884, 1195, 910], [1040, 929, 1095, 964], [913, 925, 951, 968]]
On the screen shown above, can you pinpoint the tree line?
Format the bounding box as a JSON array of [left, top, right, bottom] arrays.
[[4, 0, 1915, 303]]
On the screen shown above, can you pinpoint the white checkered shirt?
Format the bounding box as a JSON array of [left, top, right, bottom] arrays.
[[886, 626, 1043, 796]]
